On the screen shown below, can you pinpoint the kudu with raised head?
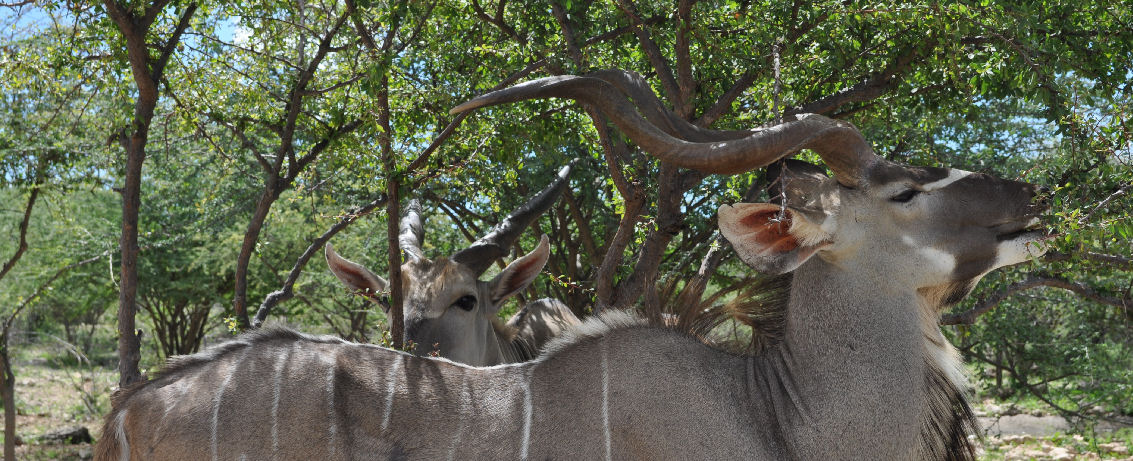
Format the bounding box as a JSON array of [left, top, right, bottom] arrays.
[[325, 164, 581, 366], [95, 70, 1050, 461]]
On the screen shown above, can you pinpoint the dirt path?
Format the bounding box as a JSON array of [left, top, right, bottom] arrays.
[[981, 414, 1072, 437], [977, 410, 1133, 460]]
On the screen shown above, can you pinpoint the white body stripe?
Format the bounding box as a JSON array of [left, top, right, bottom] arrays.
[[325, 349, 340, 456], [212, 349, 248, 461], [520, 365, 534, 460], [380, 354, 403, 431], [601, 340, 612, 461], [270, 345, 293, 458], [116, 409, 130, 461]]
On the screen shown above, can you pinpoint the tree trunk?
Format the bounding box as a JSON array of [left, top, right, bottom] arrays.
[[117, 134, 145, 387], [377, 74, 404, 348], [232, 181, 281, 329], [1, 337, 16, 461], [102, 0, 198, 388], [385, 184, 404, 348]]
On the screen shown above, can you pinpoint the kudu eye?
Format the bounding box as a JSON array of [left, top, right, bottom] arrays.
[[453, 295, 477, 311], [890, 189, 920, 203]]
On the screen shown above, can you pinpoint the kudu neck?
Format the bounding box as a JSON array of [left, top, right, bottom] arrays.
[[761, 256, 927, 457], [784, 256, 923, 347]]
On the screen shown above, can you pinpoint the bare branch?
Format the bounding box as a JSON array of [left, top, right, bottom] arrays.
[[1044, 250, 1133, 271], [1078, 182, 1131, 226], [941, 274, 1132, 325], [252, 195, 389, 328], [0, 183, 40, 282]]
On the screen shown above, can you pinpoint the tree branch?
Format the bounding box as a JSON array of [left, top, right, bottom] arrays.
[[406, 58, 546, 174], [942, 274, 1132, 325], [610, 164, 687, 309], [694, 12, 829, 127], [470, 0, 524, 44], [4, 250, 110, 335], [675, 0, 696, 116], [1043, 250, 1133, 271], [562, 188, 601, 262], [152, 3, 198, 83], [696, 71, 758, 127], [550, 3, 585, 68], [252, 194, 389, 328], [1078, 182, 1131, 226], [0, 182, 40, 283], [784, 41, 932, 117], [594, 197, 645, 311], [291, 119, 364, 179], [613, 0, 685, 114]]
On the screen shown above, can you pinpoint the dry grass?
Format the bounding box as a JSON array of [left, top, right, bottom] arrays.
[[1, 339, 115, 460]]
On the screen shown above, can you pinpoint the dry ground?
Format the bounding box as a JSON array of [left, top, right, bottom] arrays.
[[1, 352, 113, 460]]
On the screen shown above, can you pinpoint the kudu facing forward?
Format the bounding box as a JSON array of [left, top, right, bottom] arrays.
[[96, 71, 1050, 461], [325, 164, 580, 366]]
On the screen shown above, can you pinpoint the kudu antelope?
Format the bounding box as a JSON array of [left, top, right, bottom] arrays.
[[325, 164, 581, 366], [95, 70, 1050, 461]]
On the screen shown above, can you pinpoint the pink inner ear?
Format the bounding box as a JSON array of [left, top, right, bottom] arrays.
[[336, 265, 367, 288], [504, 258, 541, 291], [738, 209, 799, 252], [332, 265, 380, 299]]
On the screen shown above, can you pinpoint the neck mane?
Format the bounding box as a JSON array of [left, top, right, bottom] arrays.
[[489, 316, 536, 363]]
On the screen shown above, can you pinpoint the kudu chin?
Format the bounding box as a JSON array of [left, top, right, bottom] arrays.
[[95, 70, 1050, 461], [325, 164, 581, 366]]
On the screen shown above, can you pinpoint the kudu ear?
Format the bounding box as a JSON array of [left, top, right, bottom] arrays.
[[718, 203, 830, 275], [325, 244, 390, 311], [488, 235, 550, 307]]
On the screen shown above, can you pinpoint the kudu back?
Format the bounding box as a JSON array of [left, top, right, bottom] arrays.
[[96, 70, 1050, 461], [325, 165, 580, 365]]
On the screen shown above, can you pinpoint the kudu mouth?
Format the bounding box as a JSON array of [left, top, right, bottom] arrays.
[[995, 225, 1056, 244], [990, 197, 1053, 243]]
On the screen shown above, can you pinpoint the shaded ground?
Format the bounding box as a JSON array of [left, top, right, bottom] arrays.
[[976, 401, 1133, 460], [0, 345, 113, 460]]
